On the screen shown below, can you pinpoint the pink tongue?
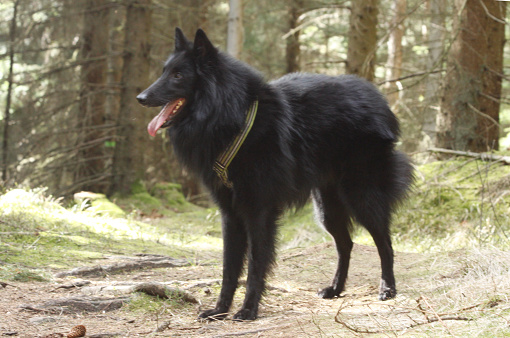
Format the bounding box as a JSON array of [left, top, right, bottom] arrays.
[[147, 100, 179, 137]]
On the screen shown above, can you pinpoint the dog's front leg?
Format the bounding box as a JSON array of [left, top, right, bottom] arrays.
[[199, 211, 247, 320], [233, 209, 278, 321]]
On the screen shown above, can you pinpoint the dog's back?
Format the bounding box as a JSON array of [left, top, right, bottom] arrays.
[[268, 73, 412, 206]]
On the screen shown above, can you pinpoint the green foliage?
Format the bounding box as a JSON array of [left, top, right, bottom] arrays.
[[0, 188, 191, 270], [0, 265, 50, 282], [151, 182, 187, 207], [127, 292, 193, 315], [114, 181, 200, 217], [130, 180, 148, 195], [499, 107, 510, 148], [279, 204, 330, 249], [393, 158, 510, 251], [279, 158, 510, 252], [78, 192, 126, 218], [127, 293, 164, 313]]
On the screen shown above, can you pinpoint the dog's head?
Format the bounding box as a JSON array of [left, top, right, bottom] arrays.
[[137, 28, 218, 136]]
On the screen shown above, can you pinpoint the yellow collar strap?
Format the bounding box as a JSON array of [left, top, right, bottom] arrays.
[[213, 100, 259, 188]]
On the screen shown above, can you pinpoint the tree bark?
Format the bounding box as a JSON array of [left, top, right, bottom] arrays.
[[110, 0, 152, 195], [346, 0, 379, 81], [421, 0, 445, 147], [76, 0, 110, 193], [285, 0, 303, 73], [384, 0, 406, 108], [437, 0, 506, 152], [227, 0, 243, 58], [2, 0, 19, 186]]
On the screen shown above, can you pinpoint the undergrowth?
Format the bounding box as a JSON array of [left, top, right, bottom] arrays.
[[0, 186, 216, 276], [1, 158, 510, 336], [1, 157, 510, 278], [280, 158, 510, 252], [392, 158, 510, 252]]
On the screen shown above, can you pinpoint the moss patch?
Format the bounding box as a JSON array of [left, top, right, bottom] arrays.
[[393, 158, 510, 251], [278, 158, 510, 252], [75, 191, 126, 218], [0, 189, 193, 270], [113, 181, 199, 217]]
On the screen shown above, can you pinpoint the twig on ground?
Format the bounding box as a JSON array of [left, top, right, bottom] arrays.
[[154, 320, 172, 333], [428, 147, 510, 165], [335, 296, 478, 334], [211, 323, 293, 337]]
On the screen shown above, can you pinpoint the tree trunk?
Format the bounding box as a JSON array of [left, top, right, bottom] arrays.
[[285, 0, 303, 73], [227, 0, 243, 58], [437, 0, 506, 152], [76, 0, 110, 193], [384, 0, 406, 108], [2, 0, 19, 186], [346, 0, 379, 81], [110, 0, 152, 195], [421, 0, 445, 147]]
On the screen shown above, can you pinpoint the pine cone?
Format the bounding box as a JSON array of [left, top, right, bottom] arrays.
[[67, 325, 86, 338]]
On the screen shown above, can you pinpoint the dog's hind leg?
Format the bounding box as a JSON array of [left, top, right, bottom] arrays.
[[350, 194, 396, 300], [199, 210, 247, 320], [233, 208, 279, 321], [312, 187, 353, 299]]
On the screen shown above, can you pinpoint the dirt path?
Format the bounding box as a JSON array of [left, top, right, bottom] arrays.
[[1, 243, 509, 337]]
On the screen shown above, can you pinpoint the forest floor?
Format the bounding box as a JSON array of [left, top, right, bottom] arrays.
[[3, 155, 510, 337], [2, 228, 510, 337]]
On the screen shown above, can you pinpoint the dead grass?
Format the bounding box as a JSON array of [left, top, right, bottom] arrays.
[[335, 249, 510, 337]]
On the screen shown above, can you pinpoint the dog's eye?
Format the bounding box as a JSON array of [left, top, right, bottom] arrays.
[[173, 72, 183, 79]]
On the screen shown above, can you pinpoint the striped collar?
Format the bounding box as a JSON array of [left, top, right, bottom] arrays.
[[213, 100, 259, 188]]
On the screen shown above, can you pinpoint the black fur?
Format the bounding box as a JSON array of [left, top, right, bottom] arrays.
[[137, 28, 414, 321]]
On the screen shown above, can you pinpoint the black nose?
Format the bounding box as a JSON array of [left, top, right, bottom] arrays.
[[136, 93, 147, 105]]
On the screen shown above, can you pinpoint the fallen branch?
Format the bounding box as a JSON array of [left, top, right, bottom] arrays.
[[21, 296, 129, 314], [80, 282, 198, 304], [211, 323, 293, 337], [428, 147, 510, 165], [55, 256, 190, 278], [334, 296, 478, 334], [133, 282, 198, 304], [409, 316, 472, 328], [53, 280, 91, 290]]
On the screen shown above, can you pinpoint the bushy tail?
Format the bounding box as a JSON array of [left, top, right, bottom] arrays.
[[389, 150, 414, 208]]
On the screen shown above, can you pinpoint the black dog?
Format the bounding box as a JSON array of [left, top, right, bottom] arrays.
[[137, 28, 413, 321]]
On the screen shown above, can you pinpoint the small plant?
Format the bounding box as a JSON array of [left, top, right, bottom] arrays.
[[0, 265, 49, 282]]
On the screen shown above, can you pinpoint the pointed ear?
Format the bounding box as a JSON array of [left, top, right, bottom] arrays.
[[193, 29, 217, 61], [175, 27, 189, 51]]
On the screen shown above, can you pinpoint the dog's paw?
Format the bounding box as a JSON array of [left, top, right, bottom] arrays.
[[379, 280, 396, 300], [379, 289, 396, 300], [233, 308, 258, 321], [317, 286, 341, 299], [198, 308, 229, 321]]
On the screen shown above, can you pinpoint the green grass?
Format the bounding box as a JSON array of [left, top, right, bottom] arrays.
[[127, 292, 195, 314], [1, 157, 510, 282], [0, 265, 50, 282], [0, 187, 214, 276], [392, 158, 510, 252], [279, 157, 510, 252]]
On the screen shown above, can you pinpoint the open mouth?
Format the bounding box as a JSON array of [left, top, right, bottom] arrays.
[[147, 98, 185, 137]]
